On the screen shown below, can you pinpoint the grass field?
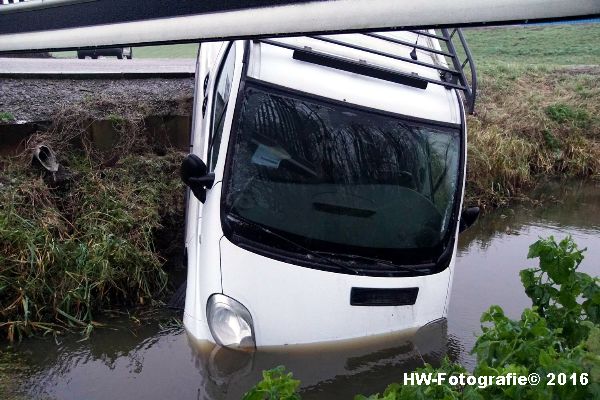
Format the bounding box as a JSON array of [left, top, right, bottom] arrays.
[[132, 44, 198, 58], [464, 24, 600, 66], [460, 24, 600, 207]]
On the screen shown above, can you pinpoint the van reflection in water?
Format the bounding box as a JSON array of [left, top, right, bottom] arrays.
[[17, 316, 453, 400], [189, 319, 452, 399]]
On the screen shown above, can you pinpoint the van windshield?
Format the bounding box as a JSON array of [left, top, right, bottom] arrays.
[[222, 83, 461, 270]]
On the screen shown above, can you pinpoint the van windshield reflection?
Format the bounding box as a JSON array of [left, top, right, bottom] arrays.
[[223, 84, 461, 268]]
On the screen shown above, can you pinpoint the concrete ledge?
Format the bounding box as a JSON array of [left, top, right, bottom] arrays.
[[0, 71, 194, 79], [0, 58, 196, 78]]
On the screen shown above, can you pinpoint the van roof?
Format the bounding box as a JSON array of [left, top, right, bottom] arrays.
[[246, 32, 463, 125]]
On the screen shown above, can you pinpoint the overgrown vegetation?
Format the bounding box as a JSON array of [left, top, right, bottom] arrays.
[[465, 66, 600, 207], [245, 236, 600, 399], [461, 24, 600, 208], [0, 102, 185, 341]]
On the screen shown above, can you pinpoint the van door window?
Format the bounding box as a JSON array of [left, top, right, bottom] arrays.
[[208, 44, 236, 171]]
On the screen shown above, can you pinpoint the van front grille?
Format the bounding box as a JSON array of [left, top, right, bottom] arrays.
[[350, 287, 419, 306]]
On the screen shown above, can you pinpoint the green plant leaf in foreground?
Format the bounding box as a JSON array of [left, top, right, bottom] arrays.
[[242, 366, 301, 400], [522, 236, 599, 347]]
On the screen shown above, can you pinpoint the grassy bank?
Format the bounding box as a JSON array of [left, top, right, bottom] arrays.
[[465, 65, 600, 207], [0, 102, 185, 341], [462, 24, 600, 208]]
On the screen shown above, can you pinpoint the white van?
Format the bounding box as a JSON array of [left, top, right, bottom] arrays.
[[181, 30, 479, 349]]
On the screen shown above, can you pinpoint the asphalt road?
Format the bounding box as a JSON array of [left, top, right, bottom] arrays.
[[0, 57, 196, 78]]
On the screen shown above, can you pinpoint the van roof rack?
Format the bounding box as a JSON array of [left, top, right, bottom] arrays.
[[259, 28, 477, 114]]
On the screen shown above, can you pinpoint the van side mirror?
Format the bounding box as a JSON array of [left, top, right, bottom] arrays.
[[459, 207, 480, 233], [181, 154, 215, 203]]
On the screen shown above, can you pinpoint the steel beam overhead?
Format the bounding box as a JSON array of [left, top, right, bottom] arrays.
[[0, 0, 599, 53]]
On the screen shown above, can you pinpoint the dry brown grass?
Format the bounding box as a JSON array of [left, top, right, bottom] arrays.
[[22, 95, 149, 165], [466, 65, 600, 208]]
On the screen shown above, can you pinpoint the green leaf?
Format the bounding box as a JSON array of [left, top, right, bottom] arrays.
[[243, 366, 301, 400], [520, 269, 536, 290], [538, 350, 553, 368]]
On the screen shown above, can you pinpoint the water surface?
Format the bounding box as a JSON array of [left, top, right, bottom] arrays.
[[7, 180, 600, 399]]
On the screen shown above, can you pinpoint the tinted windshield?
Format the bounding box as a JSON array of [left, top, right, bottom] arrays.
[[223, 84, 461, 267]]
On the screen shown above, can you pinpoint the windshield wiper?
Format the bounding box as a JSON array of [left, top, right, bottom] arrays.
[[226, 214, 361, 275], [311, 250, 434, 274], [435, 238, 455, 266]]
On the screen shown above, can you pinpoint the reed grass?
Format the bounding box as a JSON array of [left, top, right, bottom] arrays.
[[0, 103, 185, 342], [465, 65, 600, 208]]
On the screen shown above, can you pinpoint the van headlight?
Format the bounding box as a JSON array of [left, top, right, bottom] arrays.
[[207, 294, 255, 349]]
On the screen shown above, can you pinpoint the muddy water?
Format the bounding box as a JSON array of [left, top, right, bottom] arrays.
[[8, 181, 600, 400], [450, 180, 600, 369]]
